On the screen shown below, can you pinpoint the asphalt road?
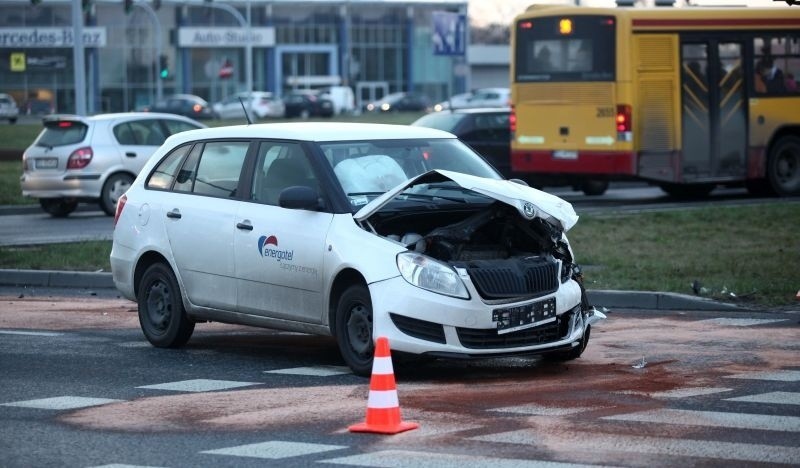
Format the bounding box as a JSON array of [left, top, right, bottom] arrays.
[[1, 184, 796, 247], [1, 294, 798, 468]]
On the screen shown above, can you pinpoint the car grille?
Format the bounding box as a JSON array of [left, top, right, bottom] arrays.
[[465, 257, 559, 300], [390, 313, 446, 344], [456, 315, 566, 349]]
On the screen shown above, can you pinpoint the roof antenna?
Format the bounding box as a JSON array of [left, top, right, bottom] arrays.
[[238, 96, 253, 125]]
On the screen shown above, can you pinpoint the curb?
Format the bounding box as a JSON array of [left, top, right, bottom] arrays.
[[0, 269, 749, 311]]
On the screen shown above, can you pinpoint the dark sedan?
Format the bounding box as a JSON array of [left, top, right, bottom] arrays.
[[364, 92, 431, 113], [144, 94, 216, 120], [412, 107, 512, 177], [283, 90, 334, 118]]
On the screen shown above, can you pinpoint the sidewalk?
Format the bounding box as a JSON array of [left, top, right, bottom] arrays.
[[0, 268, 749, 311]]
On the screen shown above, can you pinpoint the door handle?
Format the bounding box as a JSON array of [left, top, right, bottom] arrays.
[[125, 152, 137, 158], [236, 221, 253, 231], [166, 209, 181, 219]]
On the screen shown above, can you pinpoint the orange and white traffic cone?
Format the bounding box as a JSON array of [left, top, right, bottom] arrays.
[[349, 336, 419, 435]]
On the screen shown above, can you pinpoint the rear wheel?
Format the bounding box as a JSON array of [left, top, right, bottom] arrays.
[[335, 284, 374, 376], [100, 173, 134, 216], [39, 198, 78, 217], [581, 179, 609, 196], [137, 263, 194, 348], [659, 183, 714, 199], [767, 135, 800, 196]]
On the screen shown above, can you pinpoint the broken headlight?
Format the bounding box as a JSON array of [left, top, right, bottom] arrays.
[[397, 252, 469, 299]]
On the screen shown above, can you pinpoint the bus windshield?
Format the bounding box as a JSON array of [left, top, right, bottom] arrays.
[[515, 15, 616, 83]]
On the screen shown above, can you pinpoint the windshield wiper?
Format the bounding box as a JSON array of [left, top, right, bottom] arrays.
[[347, 192, 385, 197], [401, 192, 467, 203]]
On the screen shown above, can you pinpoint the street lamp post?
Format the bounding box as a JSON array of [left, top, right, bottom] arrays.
[[132, 0, 164, 103], [198, 0, 253, 95], [71, 0, 87, 115]]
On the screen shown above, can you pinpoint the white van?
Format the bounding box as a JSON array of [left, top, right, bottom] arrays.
[[321, 86, 355, 115]]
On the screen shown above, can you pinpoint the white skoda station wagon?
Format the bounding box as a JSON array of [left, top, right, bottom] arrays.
[[111, 122, 605, 375]]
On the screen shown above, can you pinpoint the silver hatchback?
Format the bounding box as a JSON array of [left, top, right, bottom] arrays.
[[21, 112, 204, 216]]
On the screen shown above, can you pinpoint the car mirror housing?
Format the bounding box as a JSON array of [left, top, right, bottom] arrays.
[[278, 186, 322, 211]]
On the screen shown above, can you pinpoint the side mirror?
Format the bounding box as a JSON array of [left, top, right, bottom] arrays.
[[278, 186, 322, 210]]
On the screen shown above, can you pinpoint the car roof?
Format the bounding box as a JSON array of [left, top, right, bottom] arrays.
[[42, 112, 202, 124], [165, 122, 455, 145], [446, 107, 511, 115]]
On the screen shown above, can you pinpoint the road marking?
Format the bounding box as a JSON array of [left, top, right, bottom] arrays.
[[136, 379, 259, 392], [88, 464, 168, 468], [725, 370, 800, 382], [1, 396, 121, 410], [699, 318, 788, 327], [725, 392, 800, 405], [201, 440, 345, 459], [489, 403, 601, 416], [265, 365, 351, 376], [0, 330, 63, 337], [648, 387, 733, 399], [322, 449, 597, 467], [603, 408, 800, 432], [471, 430, 800, 465]]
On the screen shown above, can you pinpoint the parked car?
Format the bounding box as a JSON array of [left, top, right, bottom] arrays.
[[0, 93, 19, 124], [364, 92, 431, 113], [110, 122, 603, 376], [213, 91, 285, 120], [283, 90, 334, 118], [412, 107, 512, 177], [144, 94, 216, 120], [433, 88, 510, 112], [21, 112, 205, 217]]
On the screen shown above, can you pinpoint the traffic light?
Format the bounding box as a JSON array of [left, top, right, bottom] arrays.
[[124, 0, 133, 14], [159, 55, 170, 79], [81, 0, 92, 13]]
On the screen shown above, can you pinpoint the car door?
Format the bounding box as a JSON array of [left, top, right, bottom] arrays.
[[163, 140, 250, 310], [111, 119, 167, 174], [234, 141, 334, 324]]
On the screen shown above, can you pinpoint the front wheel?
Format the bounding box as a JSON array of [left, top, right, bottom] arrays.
[[335, 284, 374, 376], [137, 263, 194, 348], [767, 135, 800, 196], [581, 179, 609, 196], [39, 198, 78, 217], [100, 173, 134, 216], [544, 324, 591, 362]]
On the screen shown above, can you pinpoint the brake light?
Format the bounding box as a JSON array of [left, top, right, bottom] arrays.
[[193, 104, 202, 112], [616, 104, 632, 142], [113, 193, 127, 227], [67, 146, 93, 169], [58, 121, 73, 128], [520, 21, 533, 29], [510, 105, 517, 136]]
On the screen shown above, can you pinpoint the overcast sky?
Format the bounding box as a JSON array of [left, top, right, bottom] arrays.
[[467, 0, 788, 27]]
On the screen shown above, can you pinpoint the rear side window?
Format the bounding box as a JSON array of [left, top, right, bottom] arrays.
[[36, 121, 88, 147], [113, 119, 167, 146], [192, 142, 249, 197], [163, 119, 201, 135], [146, 144, 192, 190]]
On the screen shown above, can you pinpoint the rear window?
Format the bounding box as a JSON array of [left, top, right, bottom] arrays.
[[36, 121, 88, 147], [515, 15, 616, 82]]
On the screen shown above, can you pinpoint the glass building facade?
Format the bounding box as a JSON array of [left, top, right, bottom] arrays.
[[0, 0, 468, 114]]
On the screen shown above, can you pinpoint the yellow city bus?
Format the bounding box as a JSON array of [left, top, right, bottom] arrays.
[[509, 4, 800, 196]]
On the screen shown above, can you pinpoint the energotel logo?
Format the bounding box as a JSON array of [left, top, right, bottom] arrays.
[[257, 235, 294, 261]]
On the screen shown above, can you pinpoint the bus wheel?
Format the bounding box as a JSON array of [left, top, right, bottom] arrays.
[[581, 179, 609, 196], [767, 135, 800, 196], [659, 183, 714, 199]]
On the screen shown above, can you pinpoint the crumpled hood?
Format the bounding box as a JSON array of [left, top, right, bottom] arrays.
[[353, 170, 579, 231]]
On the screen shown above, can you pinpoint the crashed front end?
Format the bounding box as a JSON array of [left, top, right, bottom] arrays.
[[357, 170, 606, 359]]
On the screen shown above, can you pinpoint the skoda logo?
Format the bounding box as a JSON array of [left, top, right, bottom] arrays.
[[523, 202, 536, 218]]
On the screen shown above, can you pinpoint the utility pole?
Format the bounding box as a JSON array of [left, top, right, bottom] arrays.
[[71, 0, 87, 115]]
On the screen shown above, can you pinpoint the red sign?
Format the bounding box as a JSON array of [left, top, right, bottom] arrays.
[[219, 59, 234, 79]]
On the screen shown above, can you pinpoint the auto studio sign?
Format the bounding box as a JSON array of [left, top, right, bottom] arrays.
[[178, 27, 275, 48]]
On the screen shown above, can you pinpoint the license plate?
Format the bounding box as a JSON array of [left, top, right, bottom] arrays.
[[492, 297, 556, 334], [35, 158, 58, 169], [553, 150, 578, 160]]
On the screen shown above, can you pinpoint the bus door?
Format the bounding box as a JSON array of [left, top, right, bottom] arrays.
[[680, 40, 747, 181]]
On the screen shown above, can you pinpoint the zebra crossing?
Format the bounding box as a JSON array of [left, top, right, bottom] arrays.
[[2, 366, 797, 467]]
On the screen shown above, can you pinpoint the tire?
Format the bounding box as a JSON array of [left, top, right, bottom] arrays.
[[767, 135, 800, 196], [100, 173, 134, 216], [137, 263, 194, 348], [335, 284, 374, 376], [9, 117, 17, 124], [39, 198, 78, 217], [581, 179, 609, 196], [659, 182, 714, 199], [545, 324, 591, 362]]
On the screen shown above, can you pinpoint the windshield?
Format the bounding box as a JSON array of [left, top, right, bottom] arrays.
[[320, 138, 501, 210], [515, 15, 616, 82], [36, 121, 88, 147]]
